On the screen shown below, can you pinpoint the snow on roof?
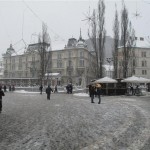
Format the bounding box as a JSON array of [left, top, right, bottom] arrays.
[[45, 73, 60, 76], [118, 36, 150, 49], [135, 37, 150, 48]]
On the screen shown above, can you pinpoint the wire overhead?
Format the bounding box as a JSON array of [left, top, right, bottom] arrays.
[[22, 0, 66, 42]]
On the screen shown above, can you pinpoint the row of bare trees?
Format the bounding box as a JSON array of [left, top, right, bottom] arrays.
[[89, 0, 136, 79]]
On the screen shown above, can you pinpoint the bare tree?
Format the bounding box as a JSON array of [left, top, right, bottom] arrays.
[[38, 23, 51, 85], [88, 9, 98, 78], [97, 0, 106, 78], [113, 5, 119, 79], [120, 2, 135, 78], [88, 0, 106, 78], [126, 22, 136, 76]]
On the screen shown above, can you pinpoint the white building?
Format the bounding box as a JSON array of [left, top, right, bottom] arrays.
[[118, 36, 150, 79]]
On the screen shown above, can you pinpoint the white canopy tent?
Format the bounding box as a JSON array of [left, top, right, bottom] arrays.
[[94, 76, 117, 83], [138, 77, 150, 83], [94, 77, 117, 95], [121, 76, 139, 83], [121, 76, 150, 83]]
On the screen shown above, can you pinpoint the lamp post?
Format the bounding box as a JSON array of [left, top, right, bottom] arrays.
[[106, 58, 113, 78]]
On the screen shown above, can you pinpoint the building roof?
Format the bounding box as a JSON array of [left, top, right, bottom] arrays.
[[118, 36, 150, 49], [135, 37, 150, 48]]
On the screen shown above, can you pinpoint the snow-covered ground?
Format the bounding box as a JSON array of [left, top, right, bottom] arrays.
[[14, 89, 89, 96], [0, 92, 150, 150]]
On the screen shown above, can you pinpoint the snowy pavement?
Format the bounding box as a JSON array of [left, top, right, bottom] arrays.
[[0, 92, 150, 150]]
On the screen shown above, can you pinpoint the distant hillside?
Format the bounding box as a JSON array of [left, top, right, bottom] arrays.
[[86, 36, 114, 63]]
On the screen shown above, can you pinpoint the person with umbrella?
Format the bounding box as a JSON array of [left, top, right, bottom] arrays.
[[96, 83, 102, 104]]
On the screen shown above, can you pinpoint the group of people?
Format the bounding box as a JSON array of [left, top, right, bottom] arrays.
[[1, 85, 15, 92], [89, 83, 102, 104], [129, 85, 141, 95], [0, 84, 16, 113]]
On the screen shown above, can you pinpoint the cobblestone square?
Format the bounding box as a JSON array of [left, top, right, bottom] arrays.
[[0, 92, 150, 150]]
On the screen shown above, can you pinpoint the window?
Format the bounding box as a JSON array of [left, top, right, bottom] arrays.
[[132, 51, 135, 57], [68, 60, 72, 67], [12, 64, 15, 70], [68, 51, 72, 58], [26, 63, 28, 70], [12, 59, 15, 64], [57, 60, 62, 68], [80, 51, 84, 58], [142, 70, 147, 75], [32, 55, 35, 62], [79, 59, 84, 67], [57, 53, 62, 59], [19, 57, 22, 70], [26, 56, 28, 62], [141, 52, 146, 57], [133, 59, 136, 67], [141, 60, 147, 67]]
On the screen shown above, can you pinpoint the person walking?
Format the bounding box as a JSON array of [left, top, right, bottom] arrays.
[[54, 85, 58, 93], [90, 85, 96, 103], [96, 84, 102, 104], [88, 84, 92, 97], [0, 87, 5, 113], [130, 85, 134, 95], [4, 85, 7, 92], [39, 85, 43, 94], [46, 85, 53, 100]]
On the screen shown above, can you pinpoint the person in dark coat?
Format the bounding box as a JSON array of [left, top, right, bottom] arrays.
[[96, 84, 102, 104], [88, 84, 93, 97], [130, 85, 134, 95], [46, 85, 53, 100], [90, 85, 96, 103], [4, 85, 7, 92], [39, 85, 43, 94], [69, 83, 73, 94], [0, 87, 5, 113]]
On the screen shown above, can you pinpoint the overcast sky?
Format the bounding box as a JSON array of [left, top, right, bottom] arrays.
[[0, 0, 150, 56]]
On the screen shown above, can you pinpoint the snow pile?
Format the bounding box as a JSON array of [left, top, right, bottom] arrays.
[[14, 90, 40, 94], [73, 93, 89, 97]]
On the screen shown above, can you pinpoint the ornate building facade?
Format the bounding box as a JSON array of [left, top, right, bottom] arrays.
[[1, 33, 96, 86]]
